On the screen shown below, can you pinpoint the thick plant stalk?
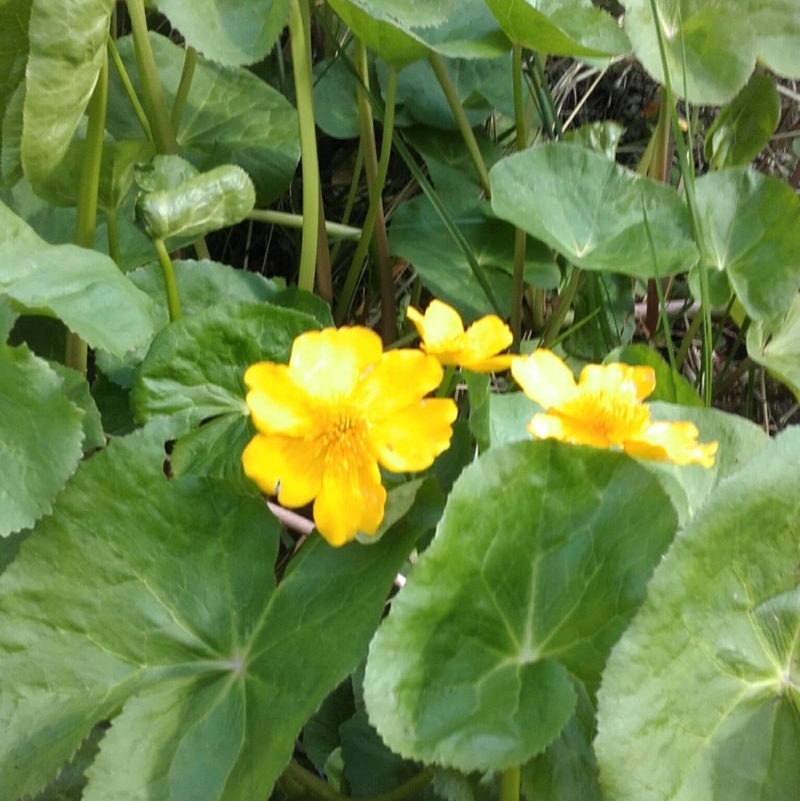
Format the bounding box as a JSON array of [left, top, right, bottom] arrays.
[[510, 43, 528, 342], [68, 54, 109, 374], [125, 0, 178, 155], [288, 0, 322, 295], [500, 766, 521, 801], [171, 45, 197, 131], [335, 41, 396, 342], [429, 52, 492, 197], [153, 239, 182, 322], [646, 0, 713, 404]]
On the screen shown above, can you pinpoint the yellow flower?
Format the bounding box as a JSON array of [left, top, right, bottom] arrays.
[[407, 299, 515, 373], [511, 349, 717, 467], [242, 327, 457, 547]]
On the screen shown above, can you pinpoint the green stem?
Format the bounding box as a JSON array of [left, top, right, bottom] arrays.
[[171, 45, 197, 131], [500, 766, 521, 801], [68, 53, 109, 373], [281, 761, 433, 801], [511, 44, 527, 341], [330, 140, 364, 263], [288, 0, 321, 294], [675, 308, 703, 371], [334, 43, 397, 339], [153, 238, 182, 322], [428, 52, 491, 197], [125, 0, 178, 154], [541, 267, 582, 347], [436, 364, 457, 398], [106, 210, 120, 265], [646, 0, 712, 404], [249, 209, 361, 239], [108, 38, 152, 141]]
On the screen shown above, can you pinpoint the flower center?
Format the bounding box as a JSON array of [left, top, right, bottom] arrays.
[[558, 389, 650, 443], [319, 407, 370, 468]]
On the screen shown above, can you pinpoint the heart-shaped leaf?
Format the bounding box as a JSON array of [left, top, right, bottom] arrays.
[[693, 168, 800, 323], [365, 440, 677, 771], [596, 427, 800, 801], [106, 33, 299, 204], [490, 144, 698, 278], [748, 293, 800, 400]]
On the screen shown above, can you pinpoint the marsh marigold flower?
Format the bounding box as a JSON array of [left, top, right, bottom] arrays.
[[242, 327, 457, 547], [407, 299, 515, 373], [511, 349, 717, 467]]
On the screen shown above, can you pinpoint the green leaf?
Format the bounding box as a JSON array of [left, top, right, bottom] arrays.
[[624, 0, 754, 104], [748, 293, 800, 399], [694, 168, 800, 323], [135, 161, 256, 242], [0, 0, 30, 123], [364, 440, 678, 772], [0, 343, 84, 536], [484, 0, 629, 57], [96, 259, 310, 388], [31, 724, 107, 801], [488, 391, 541, 448], [490, 144, 698, 278], [596, 428, 800, 801], [563, 121, 624, 160], [390, 194, 558, 323], [22, 0, 115, 184], [380, 52, 514, 131], [303, 682, 355, 774], [51, 363, 106, 452], [605, 344, 701, 406], [151, 0, 291, 66], [521, 682, 601, 801], [131, 300, 321, 482], [0, 421, 423, 800], [328, 0, 508, 67], [750, 0, 800, 78], [0, 200, 154, 356], [704, 73, 781, 168], [106, 33, 299, 204]]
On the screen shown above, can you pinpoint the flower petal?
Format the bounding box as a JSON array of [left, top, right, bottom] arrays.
[[526, 413, 568, 441], [289, 327, 382, 402], [354, 349, 444, 415], [623, 421, 718, 467], [578, 363, 655, 401], [372, 398, 458, 472], [408, 300, 465, 349], [462, 354, 518, 373], [241, 433, 324, 507], [512, 349, 578, 408], [313, 451, 386, 546], [462, 315, 513, 363], [244, 362, 314, 435]]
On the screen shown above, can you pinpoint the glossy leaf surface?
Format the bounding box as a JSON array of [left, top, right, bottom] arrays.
[[131, 301, 321, 482], [106, 33, 299, 204], [485, 0, 629, 57], [597, 427, 800, 801], [704, 73, 781, 169], [365, 440, 677, 771], [693, 168, 800, 323], [490, 144, 698, 278], [152, 0, 291, 66], [21, 0, 114, 183], [624, 0, 800, 104], [0, 201, 154, 356], [0, 344, 83, 536], [0, 422, 422, 800]]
